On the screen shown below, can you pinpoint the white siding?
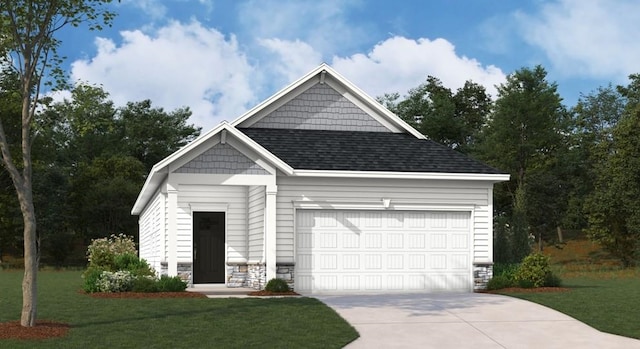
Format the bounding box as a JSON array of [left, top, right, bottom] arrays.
[[176, 185, 248, 263], [138, 190, 165, 273], [248, 185, 265, 262], [275, 177, 493, 264]]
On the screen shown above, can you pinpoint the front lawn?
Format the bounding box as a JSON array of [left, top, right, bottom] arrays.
[[0, 271, 358, 348], [499, 271, 640, 339]]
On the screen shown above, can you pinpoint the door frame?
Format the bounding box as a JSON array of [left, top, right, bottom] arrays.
[[190, 204, 228, 284]]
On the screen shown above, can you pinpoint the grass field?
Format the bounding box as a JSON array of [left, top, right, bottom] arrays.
[[0, 271, 358, 348], [500, 237, 640, 339]]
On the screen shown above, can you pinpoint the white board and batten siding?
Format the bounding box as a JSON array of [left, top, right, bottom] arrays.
[[138, 190, 166, 272], [176, 185, 248, 263]]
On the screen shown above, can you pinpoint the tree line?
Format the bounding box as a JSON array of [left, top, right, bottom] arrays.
[[0, 72, 200, 265], [380, 67, 640, 267]]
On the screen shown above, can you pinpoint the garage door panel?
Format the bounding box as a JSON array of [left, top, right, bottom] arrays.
[[296, 210, 472, 294]]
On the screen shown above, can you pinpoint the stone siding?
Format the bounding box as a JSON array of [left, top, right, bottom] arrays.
[[276, 263, 295, 291], [227, 264, 248, 287], [247, 263, 266, 290], [473, 263, 493, 291], [253, 83, 389, 132], [175, 143, 269, 175], [177, 262, 192, 286]]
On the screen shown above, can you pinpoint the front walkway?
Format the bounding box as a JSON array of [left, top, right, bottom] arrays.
[[317, 293, 640, 349]]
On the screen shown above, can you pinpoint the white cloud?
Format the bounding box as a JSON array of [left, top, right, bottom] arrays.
[[331, 36, 506, 99], [70, 20, 256, 130], [258, 38, 322, 84], [119, 0, 168, 20], [238, 0, 367, 54], [516, 0, 640, 80]]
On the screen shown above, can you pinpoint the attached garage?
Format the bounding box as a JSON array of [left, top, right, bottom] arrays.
[[295, 209, 473, 294]]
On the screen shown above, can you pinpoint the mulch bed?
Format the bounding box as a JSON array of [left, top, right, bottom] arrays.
[[0, 320, 70, 340], [86, 291, 207, 298], [482, 287, 571, 294], [247, 290, 300, 296]]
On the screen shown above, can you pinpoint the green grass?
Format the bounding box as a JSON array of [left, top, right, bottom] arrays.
[[500, 277, 640, 339], [0, 271, 358, 348], [497, 238, 640, 339]]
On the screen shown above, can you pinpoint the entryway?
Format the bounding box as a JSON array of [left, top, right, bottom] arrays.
[[193, 212, 225, 283]]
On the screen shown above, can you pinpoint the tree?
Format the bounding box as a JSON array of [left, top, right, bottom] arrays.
[[378, 77, 492, 153], [476, 65, 567, 262], [584, 76, 640, 267], [564, 85, 625, 231], [0, 0, 116, 327]]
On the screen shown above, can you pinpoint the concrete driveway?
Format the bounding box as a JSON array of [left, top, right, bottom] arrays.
[[316, 293, 640, 349]]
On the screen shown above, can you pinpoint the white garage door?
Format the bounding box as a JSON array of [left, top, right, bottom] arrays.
[[295, 210, 472, 294]]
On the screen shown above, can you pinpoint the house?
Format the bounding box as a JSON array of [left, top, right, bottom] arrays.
[[131, 64, 509, 294]]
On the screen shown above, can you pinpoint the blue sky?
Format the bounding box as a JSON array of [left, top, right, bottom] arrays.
[[54, 0, 640, 130]]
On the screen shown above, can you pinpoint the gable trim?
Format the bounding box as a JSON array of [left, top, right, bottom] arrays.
[[231, 64, 426, 139], [131, 122, 294, 215]]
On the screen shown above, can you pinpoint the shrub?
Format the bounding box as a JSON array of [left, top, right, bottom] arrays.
[[493, 263, 519, 279], [514, 253, 552, 288], [82, 266, 106, 293], [132, 276, 160, 293], [265, 278, 290, 293], [544, 272, 563, 287], [113, 253, 155, 278], [86, 234, 137, 270], [486, 275, 514, 290], [96, 270, 135, 292], [157, 275, 187, 292]]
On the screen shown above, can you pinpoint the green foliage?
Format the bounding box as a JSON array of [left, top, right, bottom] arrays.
[[131, 276, 160, 293], [486, 275, 514, 290], [380, 76, 492, 153], [96, 270, 135, 292], [86, 234, 137, 270], [265, 278, 290, 293], [113, 253, 155, 278], [514, 253, 554, 288], [157, 275, 187, 292], [81, 266, 106, 293], [583, 78, 640, 267]]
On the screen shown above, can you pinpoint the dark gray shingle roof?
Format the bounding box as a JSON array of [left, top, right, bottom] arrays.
[[239, 128, 504, 174]]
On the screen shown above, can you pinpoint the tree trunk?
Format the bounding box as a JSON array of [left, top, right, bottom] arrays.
[[21, 216, 38, 327], [556, 226, 564, 243]]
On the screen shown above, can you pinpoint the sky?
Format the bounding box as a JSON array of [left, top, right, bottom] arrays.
[[52, 0, 640, 131]]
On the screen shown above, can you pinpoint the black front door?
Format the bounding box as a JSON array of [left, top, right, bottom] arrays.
[[193, 212, 225, 283]]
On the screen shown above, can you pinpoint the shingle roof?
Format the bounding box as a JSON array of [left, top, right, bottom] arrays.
[[239, 128, 504, 174]]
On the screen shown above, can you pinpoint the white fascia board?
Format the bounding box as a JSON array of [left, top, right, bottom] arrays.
[[292, 169, 511, 182], [131, 170, 167, 215]]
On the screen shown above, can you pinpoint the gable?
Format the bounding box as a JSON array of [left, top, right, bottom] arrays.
[[174, 142, 269, 175], [251, 83, 390, 132]]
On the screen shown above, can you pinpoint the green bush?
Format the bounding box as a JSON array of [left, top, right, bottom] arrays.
[[265, 278, 290, 293], [544, 272, 563, 287], [86, 234, 137, 270], [132, 276, 160, 293], [514, 253, 552, 288], [493, 263, 519, 279], [113, 253, 155, 278], [157, 275, 187, 292], [82, 266, 106, 293], [486, 275, 514, 290]]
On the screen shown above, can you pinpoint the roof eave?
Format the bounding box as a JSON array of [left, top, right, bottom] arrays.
[[292, 169, 510, 182]]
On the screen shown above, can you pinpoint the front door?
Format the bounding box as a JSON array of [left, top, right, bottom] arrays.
[[193, 212, 225, 283]]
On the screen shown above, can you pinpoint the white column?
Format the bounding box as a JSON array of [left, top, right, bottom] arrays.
[[265, 185, 278, 281], [167, 184, 178, 276]]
